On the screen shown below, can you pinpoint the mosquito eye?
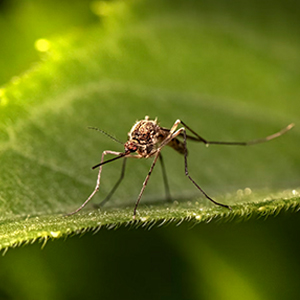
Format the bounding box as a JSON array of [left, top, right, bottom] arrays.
[[125, 142, 137, 152]]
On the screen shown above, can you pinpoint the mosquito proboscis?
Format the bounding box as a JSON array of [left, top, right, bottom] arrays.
[[67, 116, 294, 219]]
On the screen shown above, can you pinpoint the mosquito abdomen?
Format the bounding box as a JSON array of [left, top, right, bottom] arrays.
[[167, 138, 186, 155]]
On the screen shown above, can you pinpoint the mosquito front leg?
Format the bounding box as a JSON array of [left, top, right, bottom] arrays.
[[67, 150, 122, 216], [96, 158, 127, 208]]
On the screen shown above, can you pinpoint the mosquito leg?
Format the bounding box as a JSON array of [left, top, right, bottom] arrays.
[[96, 158, 127, 208], [159, 119, 181, 149], [180, 120, 208, 144], [132, 119, 182, 219], [159, 153, 171, 202], [180, 120, 294, 146], [181, 128, 232, 209], [156, 124, 231, 209], [133, 151, 161, 219], [66, 150, 123, 216]]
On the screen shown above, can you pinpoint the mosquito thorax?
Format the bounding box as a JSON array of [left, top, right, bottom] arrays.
[[126, 116, 162, 157], [128, 117, 159, 142]]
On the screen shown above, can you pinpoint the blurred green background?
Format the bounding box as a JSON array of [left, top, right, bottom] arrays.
[[0, 0, 299, 299]]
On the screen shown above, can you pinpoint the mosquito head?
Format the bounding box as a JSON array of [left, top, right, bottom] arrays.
[[124, 140, 138, 153]]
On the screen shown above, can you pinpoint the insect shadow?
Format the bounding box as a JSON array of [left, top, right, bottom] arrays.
[[67, 116, 294, 219]]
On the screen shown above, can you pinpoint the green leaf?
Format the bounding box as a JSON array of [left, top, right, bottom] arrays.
[[0, 0, 299, 250]]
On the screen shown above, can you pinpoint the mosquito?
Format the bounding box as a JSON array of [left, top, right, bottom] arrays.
[[67, 116, 294, 219]]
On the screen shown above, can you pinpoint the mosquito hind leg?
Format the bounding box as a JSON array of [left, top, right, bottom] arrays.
[[180, 120, 294, 146], [166, 125, 231, 209], [181, 128, 232, 209]]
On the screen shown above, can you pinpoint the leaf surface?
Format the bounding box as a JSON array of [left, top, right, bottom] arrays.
[[0, 0, 299, 250]]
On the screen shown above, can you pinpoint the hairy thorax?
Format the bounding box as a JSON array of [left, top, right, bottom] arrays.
[[125, 117, 167, 157]]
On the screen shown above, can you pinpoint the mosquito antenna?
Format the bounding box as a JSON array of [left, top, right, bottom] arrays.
[[92, 152, 128, 169], [88, 127, 123, 145]]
